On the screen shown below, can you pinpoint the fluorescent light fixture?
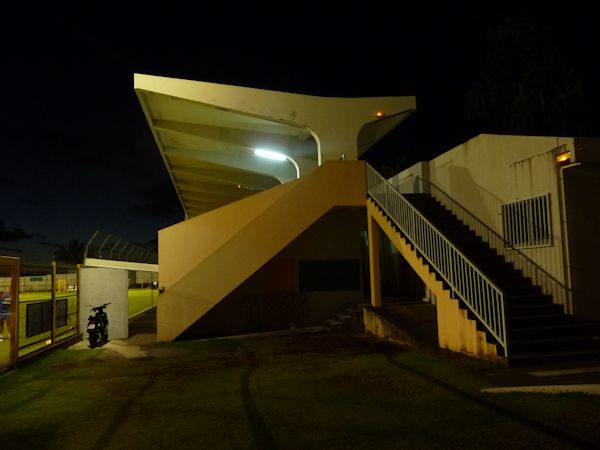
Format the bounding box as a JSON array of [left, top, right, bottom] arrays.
[[254, 148, 300, 179], [254, 148, 287, 161]]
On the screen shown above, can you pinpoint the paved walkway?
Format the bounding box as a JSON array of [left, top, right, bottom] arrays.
[[481, 360, 600, 395], [381, 300, 600, 395]]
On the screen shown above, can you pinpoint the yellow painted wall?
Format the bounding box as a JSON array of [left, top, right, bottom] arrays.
[[181, 208, 368, 338], [157, 161, 366, 341], [159, 179, 297, 290], [362, 306, 417, 348], [367, 199, 500, 360]]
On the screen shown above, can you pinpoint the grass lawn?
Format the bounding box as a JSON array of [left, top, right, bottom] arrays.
[[0, 332, 599, 449], [127, 288, 157, 318]]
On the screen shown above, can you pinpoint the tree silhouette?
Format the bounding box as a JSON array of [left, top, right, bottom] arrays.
[[466, 14, 585, 136], [54, 240, 85, 264]]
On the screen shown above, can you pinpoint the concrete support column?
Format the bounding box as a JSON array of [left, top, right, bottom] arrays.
[[367, 213, 382, 308]]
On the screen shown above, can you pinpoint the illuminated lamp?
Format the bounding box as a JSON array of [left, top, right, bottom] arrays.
[[254, 148, 300, 179], [254, 148, 287, 161], [555, 151, 571, 164], [375, 111, 384, 118]]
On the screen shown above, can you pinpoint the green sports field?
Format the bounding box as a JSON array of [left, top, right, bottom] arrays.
[[16, 288, 157, 318], [127, 288, 158, 317]]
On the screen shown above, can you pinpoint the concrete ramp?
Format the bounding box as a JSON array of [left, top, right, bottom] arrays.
[[157, 161, 366, 341]]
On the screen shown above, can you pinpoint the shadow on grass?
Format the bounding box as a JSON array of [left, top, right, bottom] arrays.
[[2, 422, 58, 450], [90, 373, 159, 450], [236, 341, 278, 450], [354, 336, 599, 449]]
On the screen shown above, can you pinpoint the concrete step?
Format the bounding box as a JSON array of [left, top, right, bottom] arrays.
[[325, 320, 343, 331], [335, 314, 352, 320], [510, 334, 600, 355], [508, 313, 573, 329], [505, 302, 564, 317], [504, 294, 555, 305], [508, 348, 600, 367], [380, 193, 598, 366], [509, 321, 600, 340]]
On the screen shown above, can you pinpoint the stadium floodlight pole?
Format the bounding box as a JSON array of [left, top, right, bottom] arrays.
[[254, 148, 300, 179]]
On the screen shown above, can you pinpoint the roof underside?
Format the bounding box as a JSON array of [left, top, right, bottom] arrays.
[[137, 91, 318, 218], [135, 76, 416, 219]]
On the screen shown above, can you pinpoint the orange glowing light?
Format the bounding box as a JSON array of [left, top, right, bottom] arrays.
[[375, 111, 384, 118], [555, 151, 571, 164]]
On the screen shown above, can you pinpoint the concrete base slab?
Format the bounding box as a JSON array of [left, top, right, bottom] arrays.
[[97, 339, 149, 360], [481, 384, 600, 395], [529, 367, 600, 377], [68, 333, 157, 360]]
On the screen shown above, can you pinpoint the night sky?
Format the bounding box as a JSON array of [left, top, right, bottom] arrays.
[[2, 4, 599, 264]]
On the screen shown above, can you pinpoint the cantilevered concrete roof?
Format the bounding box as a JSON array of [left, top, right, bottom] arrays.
[[135, 74, 415, 218]]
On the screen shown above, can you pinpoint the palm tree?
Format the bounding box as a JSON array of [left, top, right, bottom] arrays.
[[54, 240, 85, 264]]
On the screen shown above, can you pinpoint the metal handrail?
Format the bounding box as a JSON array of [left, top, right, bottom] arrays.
[[366, 164, 508, 356], [413, 176, 571, 313]]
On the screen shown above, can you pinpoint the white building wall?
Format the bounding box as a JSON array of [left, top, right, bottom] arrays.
[[396, 134, 574, 285], [80, 268, 128, 340], [389, 161, 429, 193]]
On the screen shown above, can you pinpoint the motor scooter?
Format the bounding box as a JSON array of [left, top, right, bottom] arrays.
[[87, 303, 110, 348]]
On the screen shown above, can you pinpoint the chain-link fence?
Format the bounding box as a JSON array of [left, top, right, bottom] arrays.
[[85, 230, 157, 264]]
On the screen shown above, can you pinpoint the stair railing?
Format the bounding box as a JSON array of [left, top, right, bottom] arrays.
[[366, 164, 508, 357], [413, 176, 571, 313]]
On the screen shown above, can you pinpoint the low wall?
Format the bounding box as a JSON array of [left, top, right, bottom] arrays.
[[80, 268, 128, 340], [362, 306, 417, 348]]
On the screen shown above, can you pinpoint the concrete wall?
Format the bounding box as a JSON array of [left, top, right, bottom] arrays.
[[396, 134, 575, 286], [562, 142, 600, 319], [157, 160, 367, 341], [379, 234, 426, 300], [80, 268, 128, 340], [276, 207, 368, 324], [159, 180, 297, 290], [179, 207, 368, 338], [363, 306, 417, 348], [388, 161, 429, 194]]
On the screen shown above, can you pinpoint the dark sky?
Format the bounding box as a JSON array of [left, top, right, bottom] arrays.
[[2, 4, 598, 263]]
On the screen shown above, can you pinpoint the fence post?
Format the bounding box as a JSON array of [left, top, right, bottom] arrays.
[[10, 258, 20, 364], [76, 263, 81, 335], [51, 261, 56, 345]]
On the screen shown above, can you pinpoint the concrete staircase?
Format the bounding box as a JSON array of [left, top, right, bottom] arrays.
[[403, 193, 600, 366], [325, 303, 366, 333]]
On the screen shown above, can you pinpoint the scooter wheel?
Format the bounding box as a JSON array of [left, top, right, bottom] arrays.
[[89, 333, 98, 348]]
